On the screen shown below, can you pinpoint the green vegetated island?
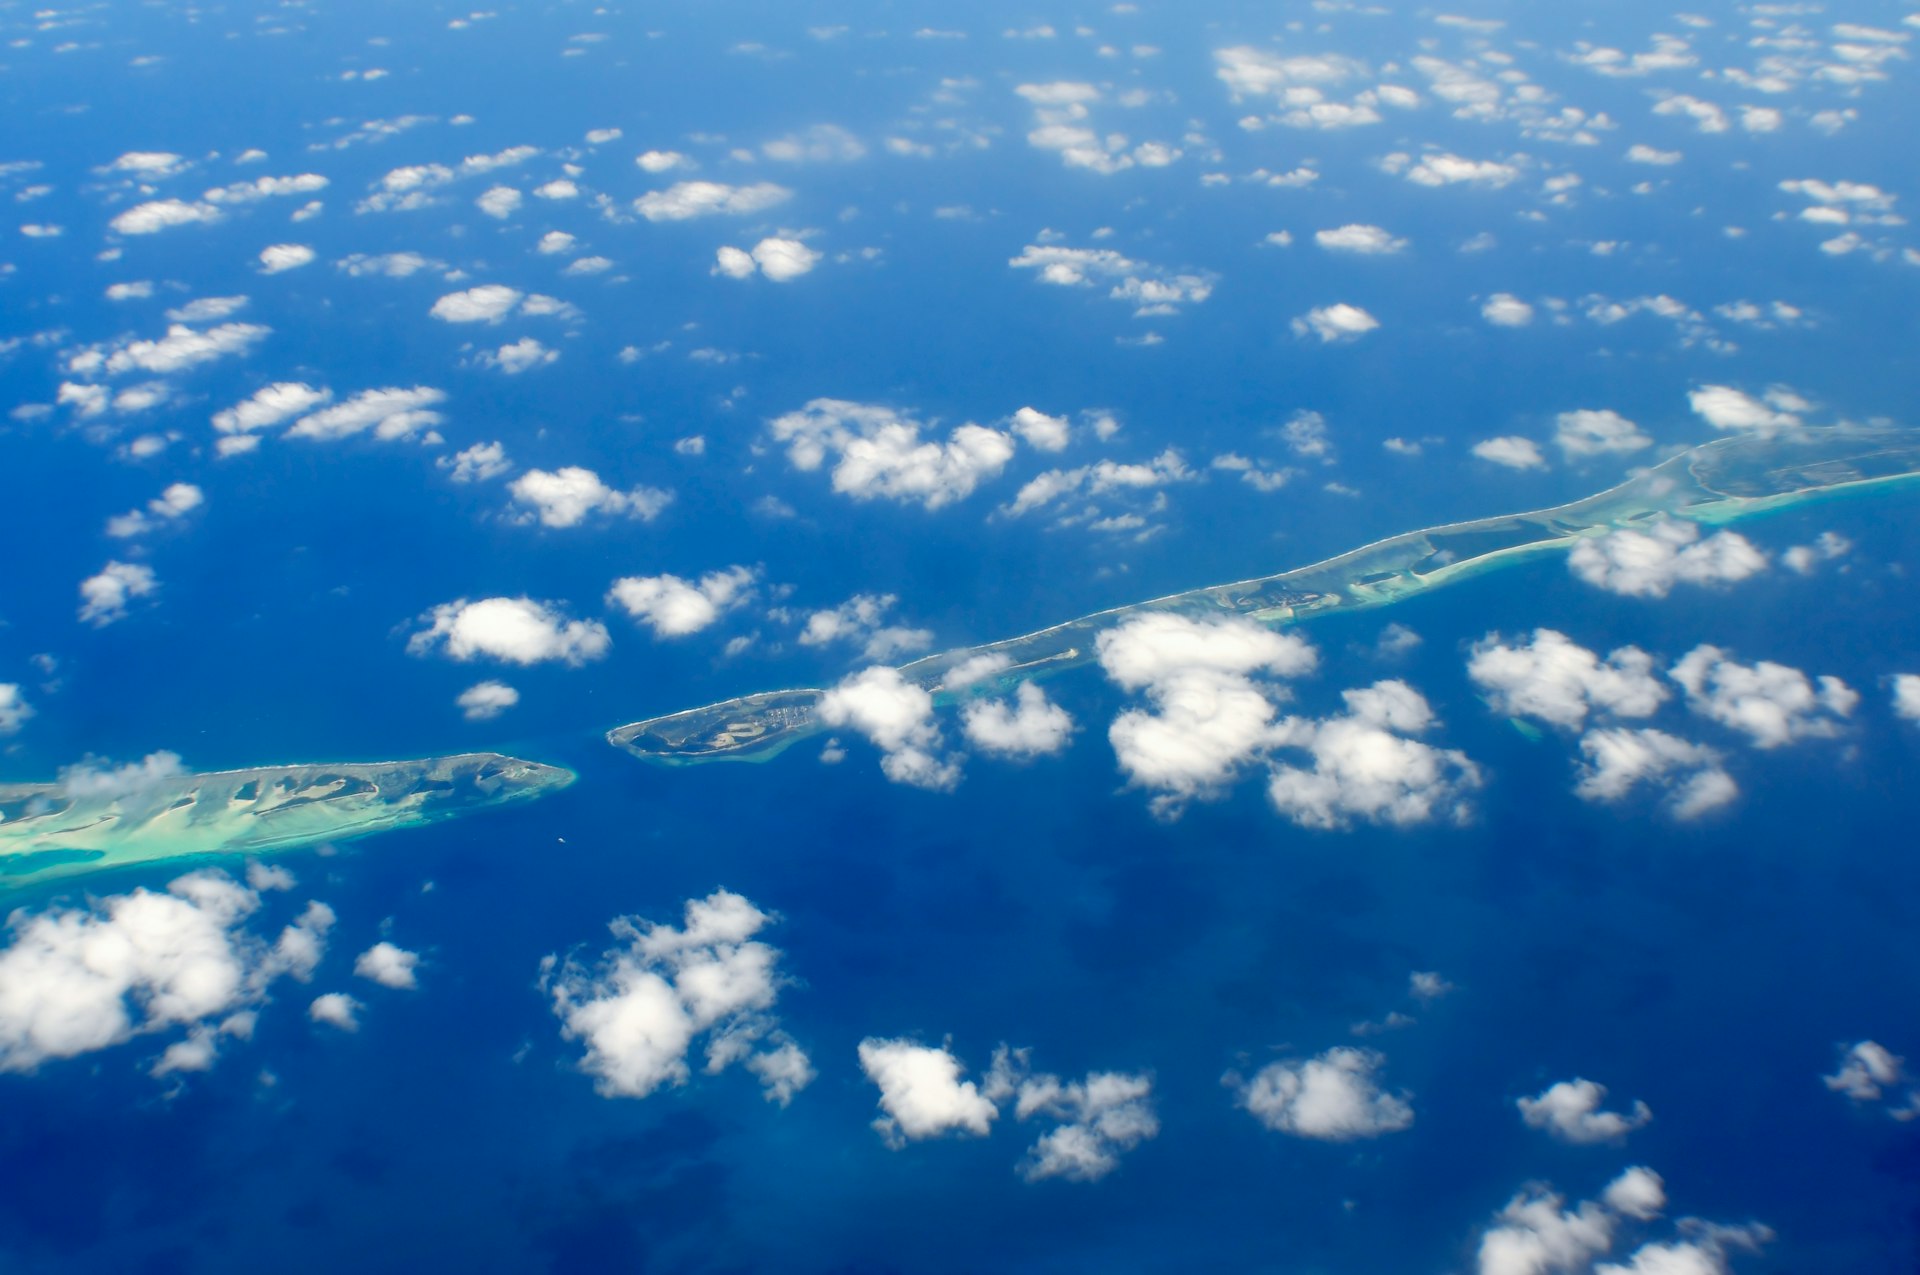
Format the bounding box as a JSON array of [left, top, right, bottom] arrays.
[[6, 426, 1914, 893], [610, 425, 1920, 767], [0, 754, 574, 892]]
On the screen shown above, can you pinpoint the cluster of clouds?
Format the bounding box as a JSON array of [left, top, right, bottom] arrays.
[[713, 236, 821, 282], [858, 1038, 1158, 1181], [0, 865, 420, 1076], [356, 145, 541, 213], [541, 890, 812, 1104], [1230, 1045, 1415, 1140], [1518, 1078, 1653, 1144], [1098, 614, 1480, 827], [107, 171, 327, 236], [1472, 382, 1829, 475], [815, 657, 1080, 791], [1215, 46, 1419, 132], [1008, 242, 1214, 317], [211, 382, 446, 455], [1468, 629, 1861, 819], [1824, 1040, 1920, 1120], [1472, 1167, 1771, 1275], [1568, 520, 1769, 600], [1013, 80, 1183, 175], [766, 398, 1018, 511]]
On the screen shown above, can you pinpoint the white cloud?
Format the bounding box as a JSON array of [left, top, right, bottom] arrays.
[[1212, 47, 1392, 130], [714, 236, 822, 282], [1482, 293, 1535, 327], [106, 482, 204, 538], [1469, 630, 1667, 728], [0, 870, 330, 1073], [167, 297, 253, 324], [537, 231, 577, 256], [1004, 449, 1193, 518], [796, 593, 931, 662], [1472, 1168, 1773, 1275], [408, 597, 611, 666], [1518, 1079, 1653, 1143], [475, 337, 558, 374], [213, 383, 331, 436], [1824, 1040, 1912, 1107], [1472, 436, 1547, 469], [1626, 144, 1682, 166], [1781, 531, 1850, 575], [1555, 409, 1650, 457], [351, 942, 419, 990], [767, 398, 1015, 511], [508, 466, 671, 527], [309, 992, 361, 1031], [338, 251, 440, 277], [713, 245, 756, 279], [750, 237, 820, 281], [1268, 682, 1482, 830], [1568, 519, 1767, 598], [607, 567, 757, 637], [1292, 303, 1379, 342], [961, 683, 1076, 759], [78, 561, 158, 626], [1232, 1046, 1414, 1140], [438, 440, 511, 483], [286, 386, 445, 442], [110, 199, 221, 235], [257, 243, 316, 274], [59, 751, 189, 805], [762, 124, 866, 163], [0, 684, 31, 736], [105, 281, 154, 301], [1398, 152, 1519, 187], [818, 666, 960, 790], [564, 256, 613, 276], [1669, 645, 1856, 749], [1008, 407, 1070, 452], [73, 321, 270, 377], [204, 173, 328, 204], [859, 1038, 999, 1147], [1007, 244, 1214, 315], [635, 150, 690, 173], [633, 181, 791, 221], [1316, 224, 1407, 254], [1575, 727, 1737, 819], [430, 284, 524, 323], [1688, 385, 1801, 432], [456, 679, 519, 720], [1098, 614, 1317, 815], [1654, 93, 1728, 133], [1892, 675, 1920, 723], [458, 145, 541, 177], [1475, 1175, 1637, 1274], [475, 185, 522, 219], [985, 1047, 1160, 1181], [543, 890, 810, 1104], [104, 151, 189, 178]]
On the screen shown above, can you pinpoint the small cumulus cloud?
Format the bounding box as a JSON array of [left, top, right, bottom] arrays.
[[1229, 1046, 1414, 1140], [408, 597, 611, 666], [507, 466, 671, 528], [542, 890, 811, 1104], [1292, 303, 1379, 342], [1568, 519, 1767, 598]]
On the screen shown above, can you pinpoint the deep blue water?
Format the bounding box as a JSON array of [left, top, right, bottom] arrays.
[[3, 1, 1920, 1271]]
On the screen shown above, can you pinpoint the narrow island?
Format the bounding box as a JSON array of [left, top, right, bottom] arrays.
[[0, 753, 575, 892], [610, 424, 1920, 766]]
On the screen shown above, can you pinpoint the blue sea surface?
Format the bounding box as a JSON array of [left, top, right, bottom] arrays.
[[2, 1, 1919, 1271]]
